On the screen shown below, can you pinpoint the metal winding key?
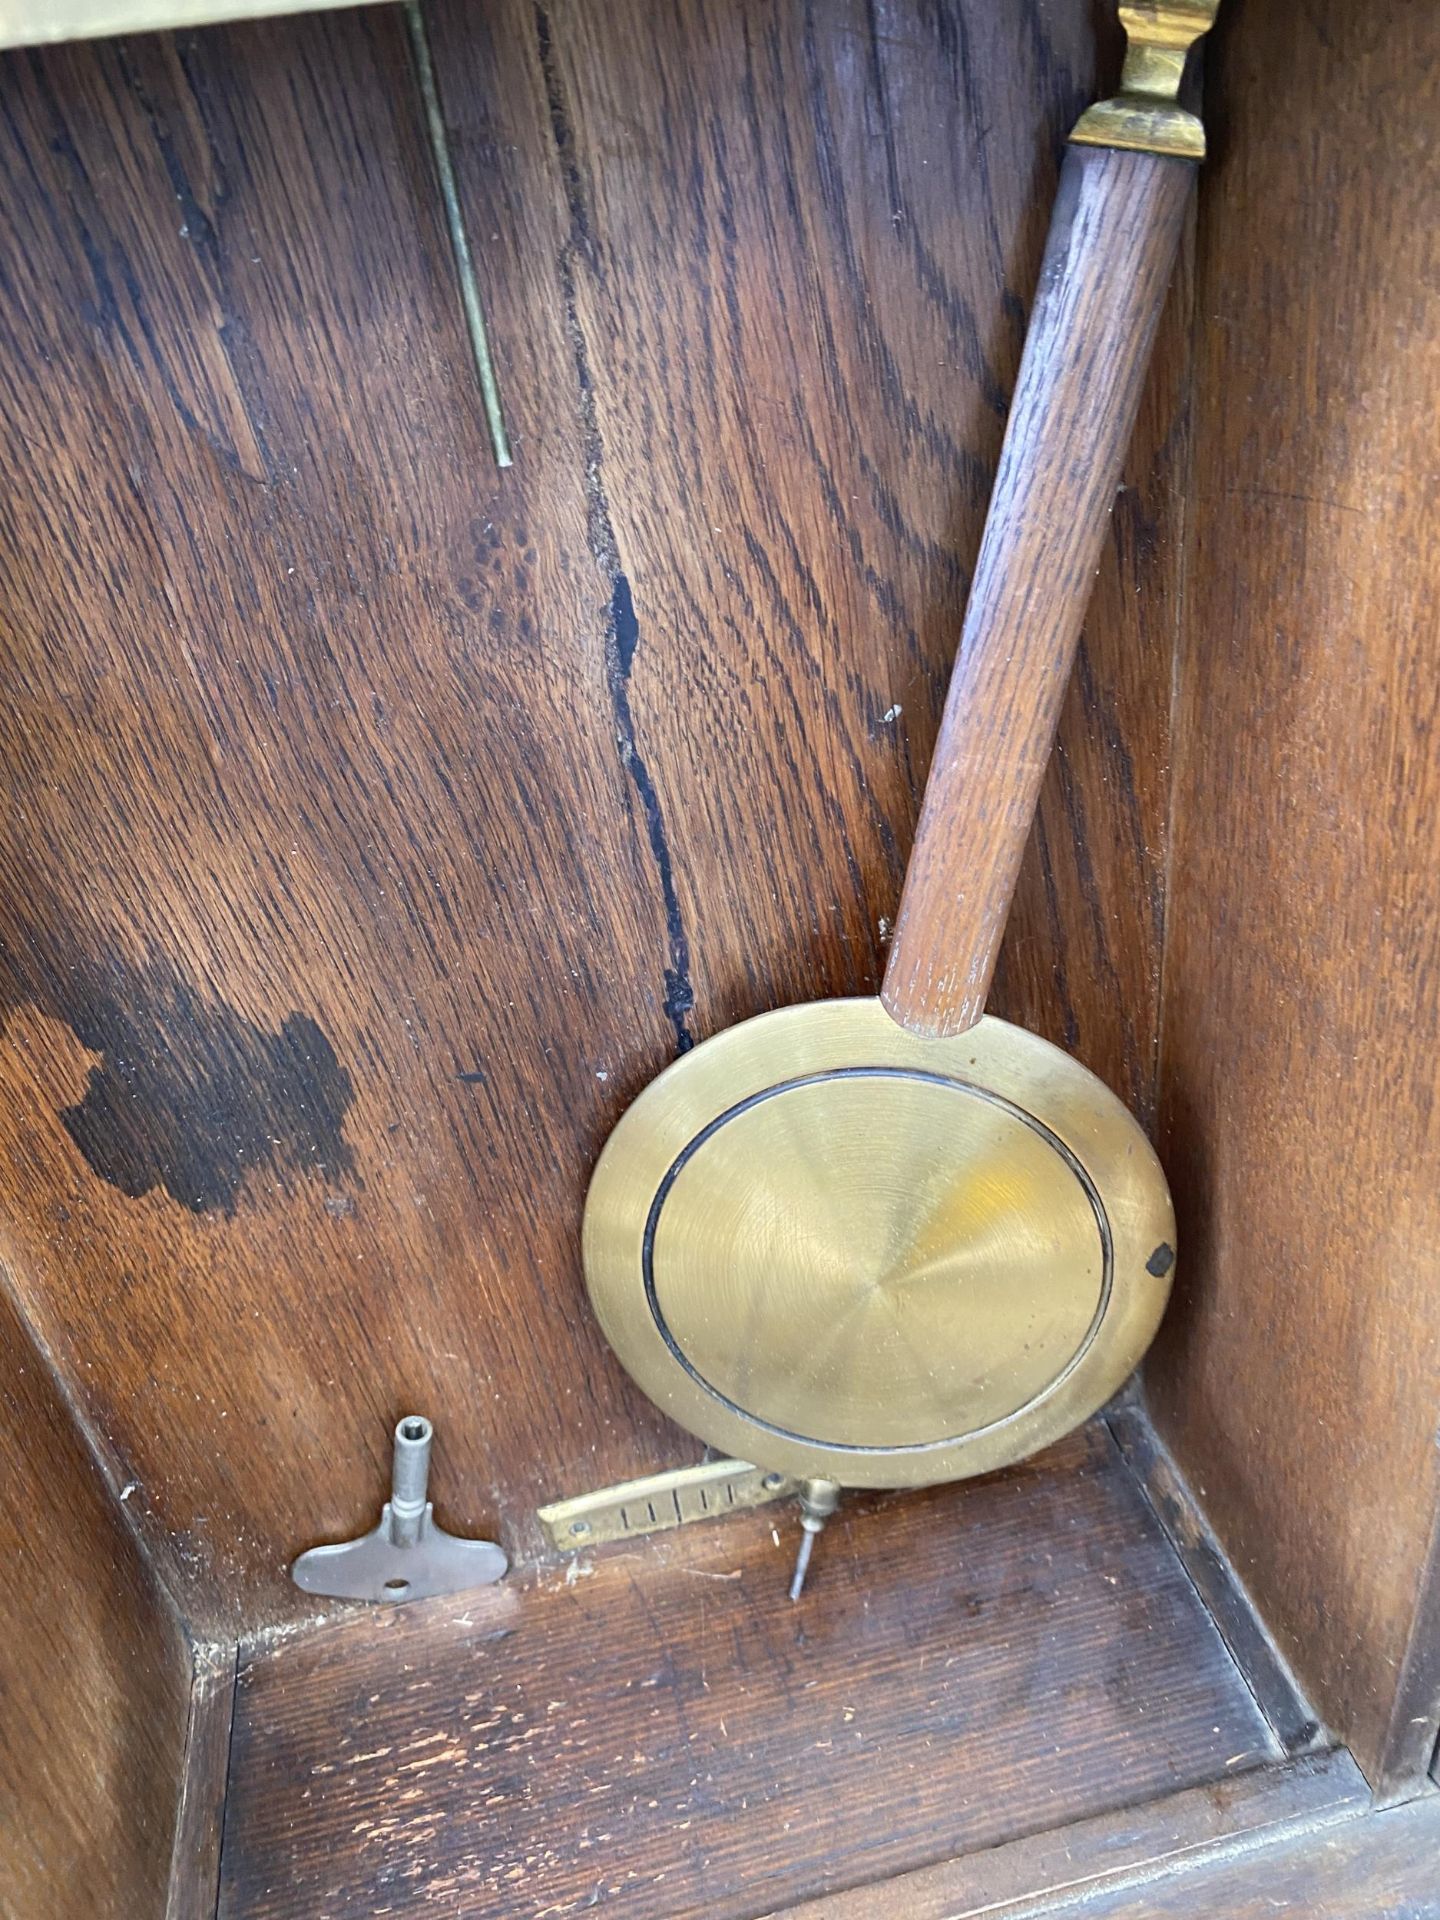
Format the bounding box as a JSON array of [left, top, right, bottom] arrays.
[[291, 1415, 507, 1604]]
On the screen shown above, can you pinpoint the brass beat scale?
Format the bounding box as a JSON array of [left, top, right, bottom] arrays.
[[584, 4, 1218, 1597]]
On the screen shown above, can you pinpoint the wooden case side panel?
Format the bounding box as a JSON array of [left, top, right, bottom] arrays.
[[0, 1282, 191, 1920], [1148, 0, 1440, 1786]]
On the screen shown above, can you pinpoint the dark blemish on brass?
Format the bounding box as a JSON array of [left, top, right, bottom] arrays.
[[1146, 1242, 1175, 1278], [1, 949, 357, 1218]]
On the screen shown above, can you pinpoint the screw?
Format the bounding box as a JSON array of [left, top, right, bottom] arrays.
[[570, 1519, 591, 1538], [762, 1473, 784, 1491]]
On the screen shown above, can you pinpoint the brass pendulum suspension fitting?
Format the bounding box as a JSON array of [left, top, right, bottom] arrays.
[[1070, 2, 1220, 161]]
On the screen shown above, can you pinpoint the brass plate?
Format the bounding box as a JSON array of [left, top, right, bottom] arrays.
[[583, 1000, 1175, 1489], [537, 1459, 796, 1553]]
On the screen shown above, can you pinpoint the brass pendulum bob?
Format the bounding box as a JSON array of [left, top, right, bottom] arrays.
[[581, 1, 1218, 1601]]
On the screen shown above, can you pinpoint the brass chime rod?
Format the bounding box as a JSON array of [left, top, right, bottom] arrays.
[[404, 1, 513, 469]]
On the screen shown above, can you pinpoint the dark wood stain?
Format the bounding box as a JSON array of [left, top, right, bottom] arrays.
[[0, 948, 356, 1216], [216, 1425, 1275, 1920], [1145, 0, 1440, 1791], [0, 0, 1182, 1634]]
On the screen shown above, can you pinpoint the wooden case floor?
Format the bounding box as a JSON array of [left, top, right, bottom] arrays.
[[213, 1423, 1290, 1919]]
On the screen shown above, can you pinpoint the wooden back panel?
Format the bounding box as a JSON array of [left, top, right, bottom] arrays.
[[1147, 0, 1440, 1789], [0, 0, 1185, 1632], [0, 1284, 190, 1918]]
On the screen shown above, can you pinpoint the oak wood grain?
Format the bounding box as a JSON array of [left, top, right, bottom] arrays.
[[991, 193, 1192, 1136], [1146, 0, 1440, 1791], [216, 1425, 1276, 1920], [883, 145, 1192, 1037], [166, 1644, 237, 1920], [0, 1283, 191, 1920], [1038, 1795, 1440, 1920], [1106, 1399, 1321, 1756], [768, 1749, 1367, 1920], [0, 0, 1185, 1631]]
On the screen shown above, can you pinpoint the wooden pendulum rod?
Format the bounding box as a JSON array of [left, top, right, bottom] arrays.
[[881, 3, 1215, 1042]]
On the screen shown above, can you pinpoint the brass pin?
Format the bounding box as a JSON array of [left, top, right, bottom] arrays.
[[404, 1, 513, 468], [788, 1478, 840, 1601]]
